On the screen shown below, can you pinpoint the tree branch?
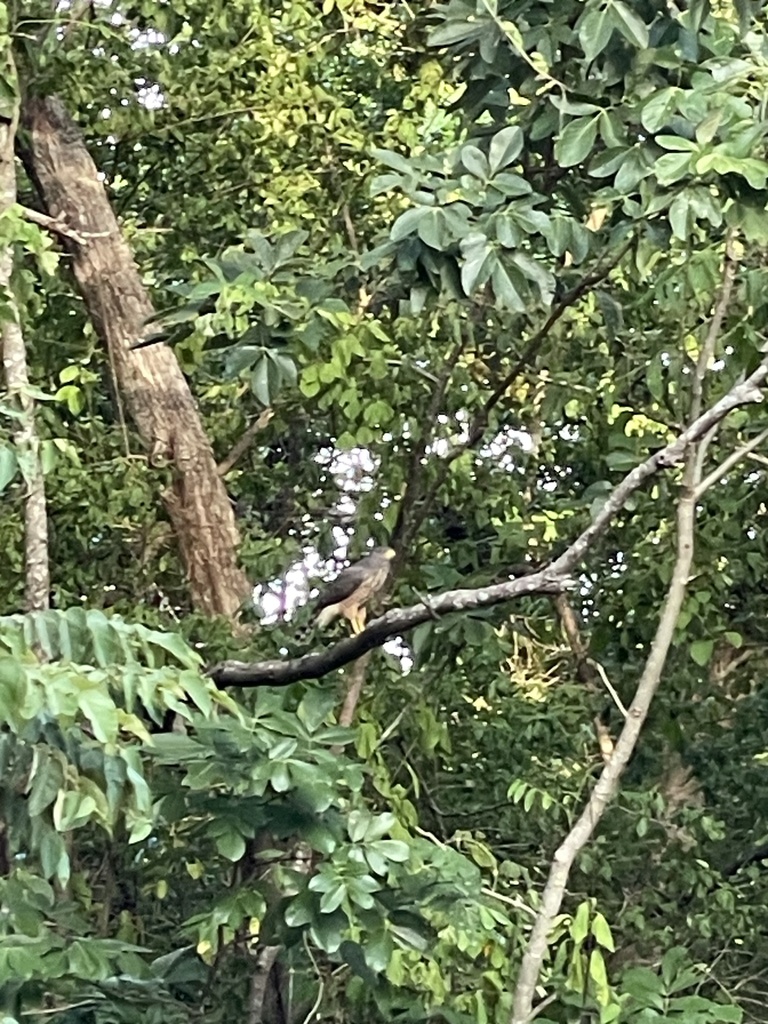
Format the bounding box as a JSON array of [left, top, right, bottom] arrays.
[[453, 236, 637, 460], [391, 320, 465, 551], [0, 63, 50, 613], [694, 426, 768, 500], [217, 408, 274, 477], [509, 242, 745, 1024], [511, 446, 701, 1024], [211, 358, 767, 690], [19, 204, 108, 245], [210, 571, 569, 687]]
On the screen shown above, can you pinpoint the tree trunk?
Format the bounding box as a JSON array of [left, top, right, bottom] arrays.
[[0, 62, 50, 612], [20, 94, 250, 618]]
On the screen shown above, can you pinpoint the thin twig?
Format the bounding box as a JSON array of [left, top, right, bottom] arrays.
[[301, 934, 325, 1024], [694, 427, 768, 500], [392, 320, 466, 550], [396, 241, 636, 553], [692, 236, 737, 480], [480, 887, 538, 920], [19, 204, 109, 244], [340, 202, 359, 256], [377, 706, 407, 746], [217, 408, 274, 476], [592, 661, 628, 718], [451, 236, 636, 461]]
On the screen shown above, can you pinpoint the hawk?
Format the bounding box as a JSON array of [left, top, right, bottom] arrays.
[[314, 546, 395, 634]]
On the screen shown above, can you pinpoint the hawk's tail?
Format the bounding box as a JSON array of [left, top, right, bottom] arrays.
[[315, 604, 341, 630]]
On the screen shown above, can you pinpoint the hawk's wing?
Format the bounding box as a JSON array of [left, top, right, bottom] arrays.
[[314, 558, 375, 612]]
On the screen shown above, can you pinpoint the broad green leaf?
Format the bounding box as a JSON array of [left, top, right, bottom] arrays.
[[491, 261, 525, 310], [577, 7, 614, 61], [555, 117, 599, 167], [591, 913, 615, 952], [690, 639, 714, 666], [488, 126, 523, 175], [461, 144, 489, 180], [216, 831, 246, 862], [668, 194, 691, 240], [654, 151, 693, 185], [390, 207, 427, 242], [641, 87, 681, 133], [571, 901, 591, 943], [610, 2, 649, 48], [460, 233, 495, 294], [589, 948, 610, 1006]]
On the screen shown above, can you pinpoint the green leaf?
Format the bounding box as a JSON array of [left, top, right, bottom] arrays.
[[0, 444, 18, 493], [79, 688, 119, 744], [668, 194, 691, 240], [589, 948, 610, 1006], [417, 209, 451, 250], [216, 830, 246, 862], [641, 87, 681, 133], [428, 19, 484, 48], [655, 135, 698, 152], [251, 355, 271, 405], [571, 901, 591, 943], [297, 686, 336, 732], [596, 290, 624, 339], [461, 144, 489, 180], [577, 7, 614, 61], [391, 207, 427, 242], [491, 261, 525, 310], [555, 117, 599, 168], [610, 2, 649, 48], [370, 148, 416, 176], [460, 233, 495, 294], [488, 126, 523, 175], [654, 152, 693, 185], [690, 639, 714, 666], [590, 912, 615, 952], [363, 811, 396, 841], [367, 839, 410, 863]]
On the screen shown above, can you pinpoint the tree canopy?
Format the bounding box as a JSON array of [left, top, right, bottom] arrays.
[[2, 1, 768, 1023]]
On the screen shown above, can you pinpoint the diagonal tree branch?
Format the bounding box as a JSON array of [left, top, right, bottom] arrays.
[[452, 236, 637, 460], [510, 241, 746, 1023], [210, 358, 768, 688], [511, 447, 700, 1024], [694, 426, 768, 500], [210, 570, 569, 687]]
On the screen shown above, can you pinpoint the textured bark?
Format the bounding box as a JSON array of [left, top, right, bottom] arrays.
[[21, 95, 250, 617], [0, 66, 49, 611]]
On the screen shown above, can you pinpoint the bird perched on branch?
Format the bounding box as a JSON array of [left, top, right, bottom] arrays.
[[314, 547, 395, 634]]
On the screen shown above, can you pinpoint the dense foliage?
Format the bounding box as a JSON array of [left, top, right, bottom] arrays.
[[3, 1, 768, 1022]]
